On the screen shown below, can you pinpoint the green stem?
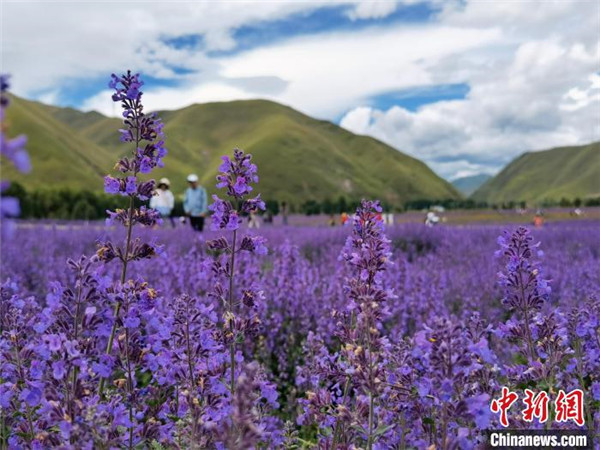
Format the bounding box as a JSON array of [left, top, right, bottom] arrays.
[[440, 406, 448, 450], [367, 392, 374, 450], [366, 313, 375, 450], [184, 316, 199, 442], [99, 98, 140, 396], [228, 229, 237, 395], [125, 326, 134, 450], [399, 413, 406, 450], [518, 269, 536, 361], [70, 274, 84, 425], [99, 195, 135, 395], [332, 311, 356, 449], [13, 343, 35, 443], [331, 376, 351, 449]]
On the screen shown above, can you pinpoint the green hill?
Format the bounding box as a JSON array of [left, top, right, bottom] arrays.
[[471, 142, 600, 204], [4, 95, 460, 205], [1, 97, 118, 190], [451, 174, 491, 197]]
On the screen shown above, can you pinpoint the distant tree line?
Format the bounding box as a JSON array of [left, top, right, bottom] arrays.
[[487, 197, 600, 210], [2, 182, 599, 220], [3, 183, 135, 220], [1, 183, 285, 221]]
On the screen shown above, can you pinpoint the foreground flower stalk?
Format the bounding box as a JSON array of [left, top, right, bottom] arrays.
[[97, 71, 166, 402], [496, 226, 551, 362], [337, 200, 393, 449], [208, 148, 266, 396]]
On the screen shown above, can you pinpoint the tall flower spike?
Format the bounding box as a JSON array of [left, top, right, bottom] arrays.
[[98, 71, 167, 399], [102, 70, 167, 207], [497, 227, 551, 313], [206, 149, 277, 446], [299, 199, 397, 449], [101, 70, 167, 233], [496, 226, 551, 362]]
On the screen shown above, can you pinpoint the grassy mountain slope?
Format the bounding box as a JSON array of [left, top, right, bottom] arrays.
[[5, 95, 461, 204], [2, 96, 117, 190], [471, 142, 600, 203], [451, 174, 492, 197]]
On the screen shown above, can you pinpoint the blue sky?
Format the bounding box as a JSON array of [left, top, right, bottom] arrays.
[[2, 0, 599, 180], [213, 2, 437, 56]]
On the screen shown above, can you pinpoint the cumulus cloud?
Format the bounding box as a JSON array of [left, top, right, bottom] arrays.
[[219, 24, 500, 117], [347, 1, 401, 20], [81, 82, 256, 117], [72, 18, 502, 120], [1, 1, 335, 94], [340, 1, 600, 178]]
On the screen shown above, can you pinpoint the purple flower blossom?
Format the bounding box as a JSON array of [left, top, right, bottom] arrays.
[[104, 175, 121, 194], [125, 176, 137, 195], [52, 360, 66, 380], [213, 148, 261, 200], [1, 196, 20, 217]]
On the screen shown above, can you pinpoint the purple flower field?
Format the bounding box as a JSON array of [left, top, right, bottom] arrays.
[[2, 219, 599, 448], [1, 73, 599, 449]]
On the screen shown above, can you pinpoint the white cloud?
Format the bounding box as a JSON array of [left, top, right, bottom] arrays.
[[81, 82, 255, 116], [51, 15, 502, 120], [339, 1, 600, 178], [438, 160, 494, 181], [1, 1, 336, 93], [561, 74, 600, 112], [339, 106, 374, 134], [347, 1, 400, 20], [219, 24, 500, 117], [35, 89, 61, 106]]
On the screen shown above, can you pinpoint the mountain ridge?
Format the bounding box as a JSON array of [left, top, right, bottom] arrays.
[[471, 141, 600, 203], [3, 95, 461, 205]]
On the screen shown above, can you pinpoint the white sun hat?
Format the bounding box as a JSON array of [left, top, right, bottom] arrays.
[[159, 177, 170, 187], [187, 174, 199, 183]]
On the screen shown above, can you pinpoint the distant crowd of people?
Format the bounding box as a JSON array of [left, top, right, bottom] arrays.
[[175, 182, 589, 231], [146, 175, 401, 232], [328, 211, 394, 227], [148, 177, 585, 232]]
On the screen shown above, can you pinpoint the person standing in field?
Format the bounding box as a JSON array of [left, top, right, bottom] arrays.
[[183, 173, 208, 232], [385, 212, 394, 226], [281, 201, 289, 225], [340, 212, 349, 226], [248, 208, 261, 229], [150, 177, 175, 227], [533, 210, 544, 228]]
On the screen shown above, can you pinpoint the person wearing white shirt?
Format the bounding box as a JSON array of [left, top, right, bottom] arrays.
[[150, 177, 175, 227]]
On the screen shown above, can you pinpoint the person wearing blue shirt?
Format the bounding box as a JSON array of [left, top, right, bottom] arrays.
[[183, 173, 208, 231]]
